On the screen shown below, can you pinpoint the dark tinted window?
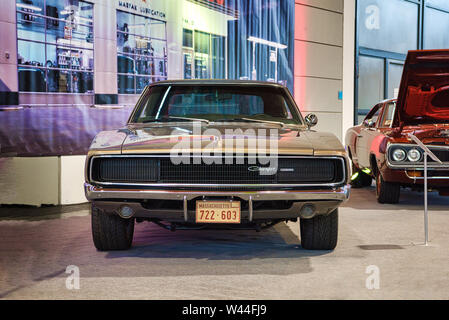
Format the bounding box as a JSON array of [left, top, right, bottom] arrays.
[[364, 104, 381, 126], [183, 29, 193, 48], [131, 85, 302, 125]]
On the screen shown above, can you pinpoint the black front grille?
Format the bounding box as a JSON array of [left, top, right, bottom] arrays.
[[277, 158, 337, 182], [91, 156, 345, 185], [430, 149, 449, 162], [159, 158, 276, 184], [93, 158, 159, 182]]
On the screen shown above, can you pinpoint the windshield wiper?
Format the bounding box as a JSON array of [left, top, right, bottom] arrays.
[[214, 118, 285, 127], [141, 117, 210, 124], [164, 116, 210, 124]]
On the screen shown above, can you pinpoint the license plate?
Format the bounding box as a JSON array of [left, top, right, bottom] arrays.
[[196, 201, 241, 224]]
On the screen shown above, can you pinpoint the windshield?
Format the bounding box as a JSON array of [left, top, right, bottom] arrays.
[[129, 85, 303, 125]]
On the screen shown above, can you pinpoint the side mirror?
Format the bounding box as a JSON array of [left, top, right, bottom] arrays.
[[305, 113, 318, 128], [363, 119, 376, 128]]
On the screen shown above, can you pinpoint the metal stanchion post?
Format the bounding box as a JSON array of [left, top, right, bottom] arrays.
[[407, 133, 442, 246], [424, 152, 428, 246]]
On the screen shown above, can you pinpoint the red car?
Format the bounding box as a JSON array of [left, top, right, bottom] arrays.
[[346, 50, 449, 203]]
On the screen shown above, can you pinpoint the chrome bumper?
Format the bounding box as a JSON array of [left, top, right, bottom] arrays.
[[84, 183, 351, 202]]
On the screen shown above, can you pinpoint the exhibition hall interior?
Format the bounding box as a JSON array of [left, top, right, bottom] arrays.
[[1, 0, 449, 302]]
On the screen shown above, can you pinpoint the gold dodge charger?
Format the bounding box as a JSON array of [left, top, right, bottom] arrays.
[[84, 80, 350, 251]]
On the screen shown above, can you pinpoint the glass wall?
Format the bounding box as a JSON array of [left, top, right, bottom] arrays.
[[358, 0, 418, 54], [117, 10, 168, 94], [424, 1, 449, 49], [355, 0, 449, 124], [227, 0, 294, 92], [16, 0, 94, 93], [182, 29, 226, 80]]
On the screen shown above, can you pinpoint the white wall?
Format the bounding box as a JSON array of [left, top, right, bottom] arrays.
[[60, 156, 87, 205], [342, 0, 356, 141], [94, 0, 118, 96], [0, 156, 87, 206], [0, 157, 59, 206], [294, 0, 344, 142]]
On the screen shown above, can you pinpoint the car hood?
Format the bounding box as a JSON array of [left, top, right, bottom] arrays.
[[95, 122, 346, 156], [396, 50, 449, 126], [388, 123, 449, 145]]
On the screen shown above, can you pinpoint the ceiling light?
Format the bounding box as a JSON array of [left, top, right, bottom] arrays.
[[247, 36, 287, 49]]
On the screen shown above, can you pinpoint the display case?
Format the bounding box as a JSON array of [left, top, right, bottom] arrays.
[[116, 10, 168, 94], [16, 0, 94, 94]]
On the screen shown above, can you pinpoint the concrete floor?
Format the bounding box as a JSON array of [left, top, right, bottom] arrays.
[[1, 187, 449, 300]]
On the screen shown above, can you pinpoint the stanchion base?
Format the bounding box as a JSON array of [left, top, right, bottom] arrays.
[[411, 241, 437, 247]]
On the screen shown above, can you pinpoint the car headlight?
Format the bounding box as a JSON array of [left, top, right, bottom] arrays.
[[392, 148, 406, 162], [407, 148, 422, 162]]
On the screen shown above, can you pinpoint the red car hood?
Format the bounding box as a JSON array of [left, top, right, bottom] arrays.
[[396, 50, 449, 127]]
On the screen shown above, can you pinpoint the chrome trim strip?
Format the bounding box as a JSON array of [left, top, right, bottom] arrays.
[[88, 155, 347, 188], [386, 143, 449, 169], [85, 183, 351, 202], [249, 195, 253, 222], [92, 201, 341, 219], [404, 171, 449, 180], [183, 195, 188, 222], [155, 85, 171, 119]]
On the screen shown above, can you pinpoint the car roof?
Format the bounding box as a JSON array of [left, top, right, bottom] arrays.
[[149, 79, 286, 88]]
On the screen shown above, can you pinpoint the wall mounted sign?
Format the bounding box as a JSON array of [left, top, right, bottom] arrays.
[[117, 0, 167, 19]]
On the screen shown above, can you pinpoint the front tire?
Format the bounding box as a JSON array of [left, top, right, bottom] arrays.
[[91, 204, 135, 251], [376, 172, 400, 204], [300, 208, 338, 250]]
